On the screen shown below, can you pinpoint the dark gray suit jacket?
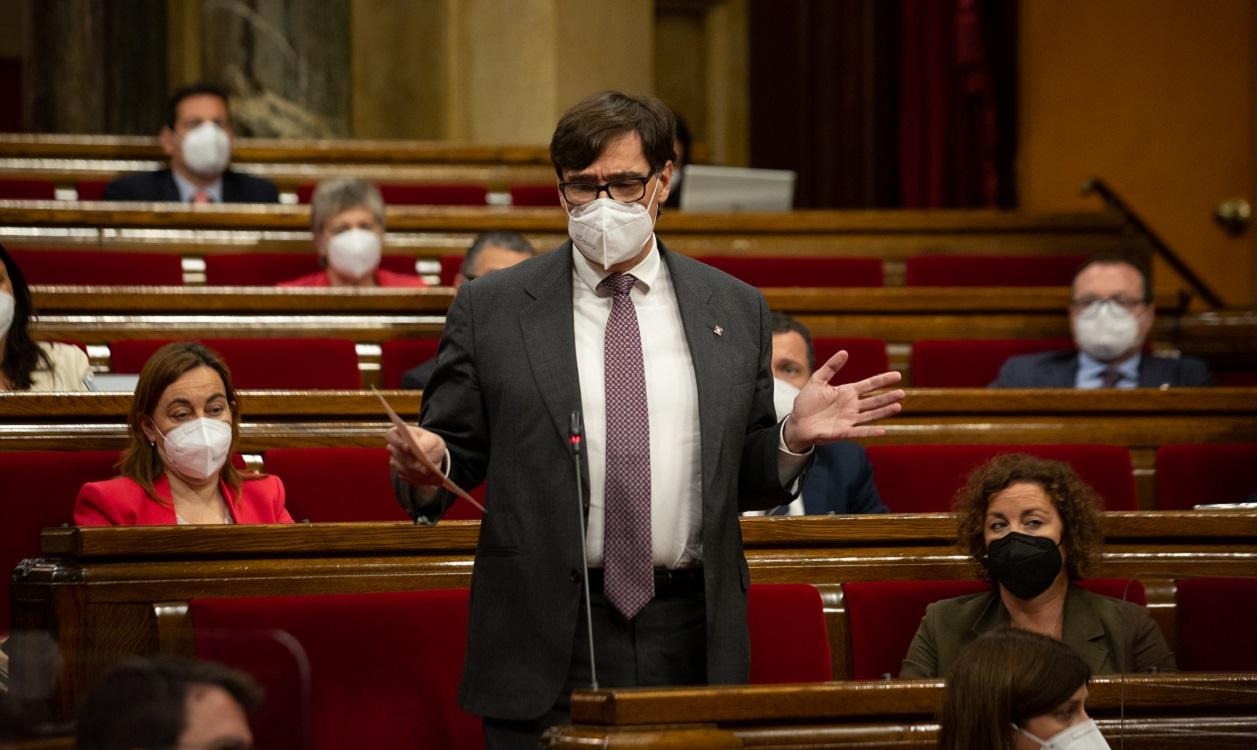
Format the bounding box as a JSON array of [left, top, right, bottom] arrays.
[[102, 168, 280, 203], [395, 240, 793, 720], [990, 350, 1214, 388]]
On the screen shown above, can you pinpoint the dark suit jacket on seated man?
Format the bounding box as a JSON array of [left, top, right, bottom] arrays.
[[386, 91, 904, 748], [991, 252, 1213, 388], [103, 82, 279, 204]]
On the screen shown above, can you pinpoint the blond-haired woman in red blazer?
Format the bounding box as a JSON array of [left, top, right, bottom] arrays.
[[75, 342, 292, 526]]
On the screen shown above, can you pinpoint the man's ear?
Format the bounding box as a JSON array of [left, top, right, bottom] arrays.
[[656, 161, 674, 205], [159, 126, 177, 157]]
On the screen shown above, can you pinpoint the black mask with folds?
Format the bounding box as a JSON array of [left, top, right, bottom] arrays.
[[985, 531, 1063, 600]]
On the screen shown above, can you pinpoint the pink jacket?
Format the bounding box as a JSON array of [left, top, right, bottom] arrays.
[[75, 474, 293, 526]]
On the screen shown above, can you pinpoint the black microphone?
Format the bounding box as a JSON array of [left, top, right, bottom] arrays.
[[569, 410, 599, 689]]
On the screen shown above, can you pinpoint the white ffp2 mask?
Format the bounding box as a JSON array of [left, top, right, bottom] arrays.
[[1073, 300, 1140, 362], [0, 291, 14, 341], [327, 228, 383, 281], [180, 122, 231, 178], [158, 417, 233, 481], [1017, 719, 1111, 750], [567, 180, 661, 270]]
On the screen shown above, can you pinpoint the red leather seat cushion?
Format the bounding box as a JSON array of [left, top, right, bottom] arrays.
[[11, 249, 184, 285], [1156, 443, 1257, 509], [864, 444, 1137, 512], [0, 451, 118, 632], [911, 338, 1076, 387], [379, 338, 442, 389], [264, 448, 411, 523], [747, 583, 832, 683], [810, 337, 890, 385], [905, 254, 1086, 287], [109, 338, 361, 389], [509, 184, 561, 207], [192, 589, 481, 750], [1175, 577, 1257, 671], [698, 256, 884, 287], [0, 179, 56, 200], [296, 183, 488, 206]]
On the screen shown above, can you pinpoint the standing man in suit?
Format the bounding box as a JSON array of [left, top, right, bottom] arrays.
[[387, 91, 904, 748], [991, 253, 1213, 388], [751, 312, 888, 516], [103, 83, 279, 204]]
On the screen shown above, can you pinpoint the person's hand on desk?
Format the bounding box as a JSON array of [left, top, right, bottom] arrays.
[[386, 425, 447, 486], [783, 350, 905, 453]]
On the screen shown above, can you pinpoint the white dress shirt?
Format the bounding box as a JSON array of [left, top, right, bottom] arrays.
[[171, 169, 224, 203], [572, 239, 704, 568]]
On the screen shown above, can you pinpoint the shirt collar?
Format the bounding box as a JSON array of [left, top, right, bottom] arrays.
[[571, 234, 660, 296], [1077, 350, 1142, 380], [171, 169, 224, 203]]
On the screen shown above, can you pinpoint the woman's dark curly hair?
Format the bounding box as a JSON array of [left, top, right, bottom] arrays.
[[954, 453, 1104, 580]]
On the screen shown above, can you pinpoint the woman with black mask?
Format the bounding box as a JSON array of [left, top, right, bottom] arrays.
[[899, 453, 1175, 678]]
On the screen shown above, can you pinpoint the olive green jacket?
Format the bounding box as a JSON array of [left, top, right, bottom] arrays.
[[899, 584, 1177, 678]]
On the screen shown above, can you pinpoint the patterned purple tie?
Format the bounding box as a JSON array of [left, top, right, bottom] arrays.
[[1102, 367, 1123, 388], [599, 272, 653, 619]]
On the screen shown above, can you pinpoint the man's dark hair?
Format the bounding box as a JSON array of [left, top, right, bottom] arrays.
[[166, 82, 231, 129], [1073, 251, 1153, 304], [461, 231, 535, 278], [76, 656, 262, 750], [550, 91, 677, 178], [771, 310, 816, 372]]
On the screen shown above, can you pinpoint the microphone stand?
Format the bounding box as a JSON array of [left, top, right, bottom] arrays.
[[569, 410, 599, 690]]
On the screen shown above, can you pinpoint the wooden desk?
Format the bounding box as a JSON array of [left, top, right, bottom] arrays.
[[550, 674, 1257, 748], [0, 134, 554, 164], [0, 203, 1147, 261], [10, 513, 1257, 720]]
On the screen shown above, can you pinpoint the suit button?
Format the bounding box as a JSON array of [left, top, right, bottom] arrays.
[[570, 570, 580, 584]]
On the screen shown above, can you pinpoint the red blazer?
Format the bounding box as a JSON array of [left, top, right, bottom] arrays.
[[75, 474, 293, 527]]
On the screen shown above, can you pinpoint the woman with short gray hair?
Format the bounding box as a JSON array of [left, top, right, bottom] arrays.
[[279, 178, 426, 287]]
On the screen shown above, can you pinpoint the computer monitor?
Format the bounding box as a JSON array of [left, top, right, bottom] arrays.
[[678, 164, 796, 212]]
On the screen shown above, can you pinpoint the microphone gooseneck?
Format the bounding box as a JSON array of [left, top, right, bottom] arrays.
[[569, 410, 599, 690]]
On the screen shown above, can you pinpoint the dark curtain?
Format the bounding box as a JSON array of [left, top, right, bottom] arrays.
[[749, 0, 900, 208], [748, 0, 1016, 209], [899, 0, 1017, 208]]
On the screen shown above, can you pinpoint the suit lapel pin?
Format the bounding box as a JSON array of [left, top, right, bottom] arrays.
[[712, 325, 724, 336]]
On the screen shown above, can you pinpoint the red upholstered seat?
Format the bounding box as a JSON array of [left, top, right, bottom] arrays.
[[844, 578, 1147, 680], [911, 338, 1076, 387], [264, 448, 411, 523], [1216, 371, 1257, 386], [1156, 443, 1257, 510], [697, 256, 884, 287], [509, 184, 561, 207], [296, 183, 489, 206], [204, 253, 422, 285], [379, 338, 442, 389], [1176, 577, 1257, 671], [10, 249, 184, 285], [0, 450, 118, 632], [439, 254, 464, 286], [904, 254, 1086, 287], [810, 337, 890, 385], [192, 589, 481, 750], [0, 179, 56, 200], [75, 180, 110, 201], [265, 446, 483, 521], [747, 583, 832, 683], [864, 444, 1137, 512], [109, 338, 361, 389]]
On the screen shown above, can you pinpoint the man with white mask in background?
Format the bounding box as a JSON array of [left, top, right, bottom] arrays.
[[387, 90, 905, 748], [103, 82, 279, 203], [991, 253, 1213, 388], [279, 178, 427, 288]]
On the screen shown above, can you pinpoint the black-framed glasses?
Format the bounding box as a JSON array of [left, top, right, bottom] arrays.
[[1070, 295, 1145, 312], [559, 174, 653, 206]]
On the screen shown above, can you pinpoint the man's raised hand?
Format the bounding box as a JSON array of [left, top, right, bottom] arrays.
[[782, 350, 905, 453]]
